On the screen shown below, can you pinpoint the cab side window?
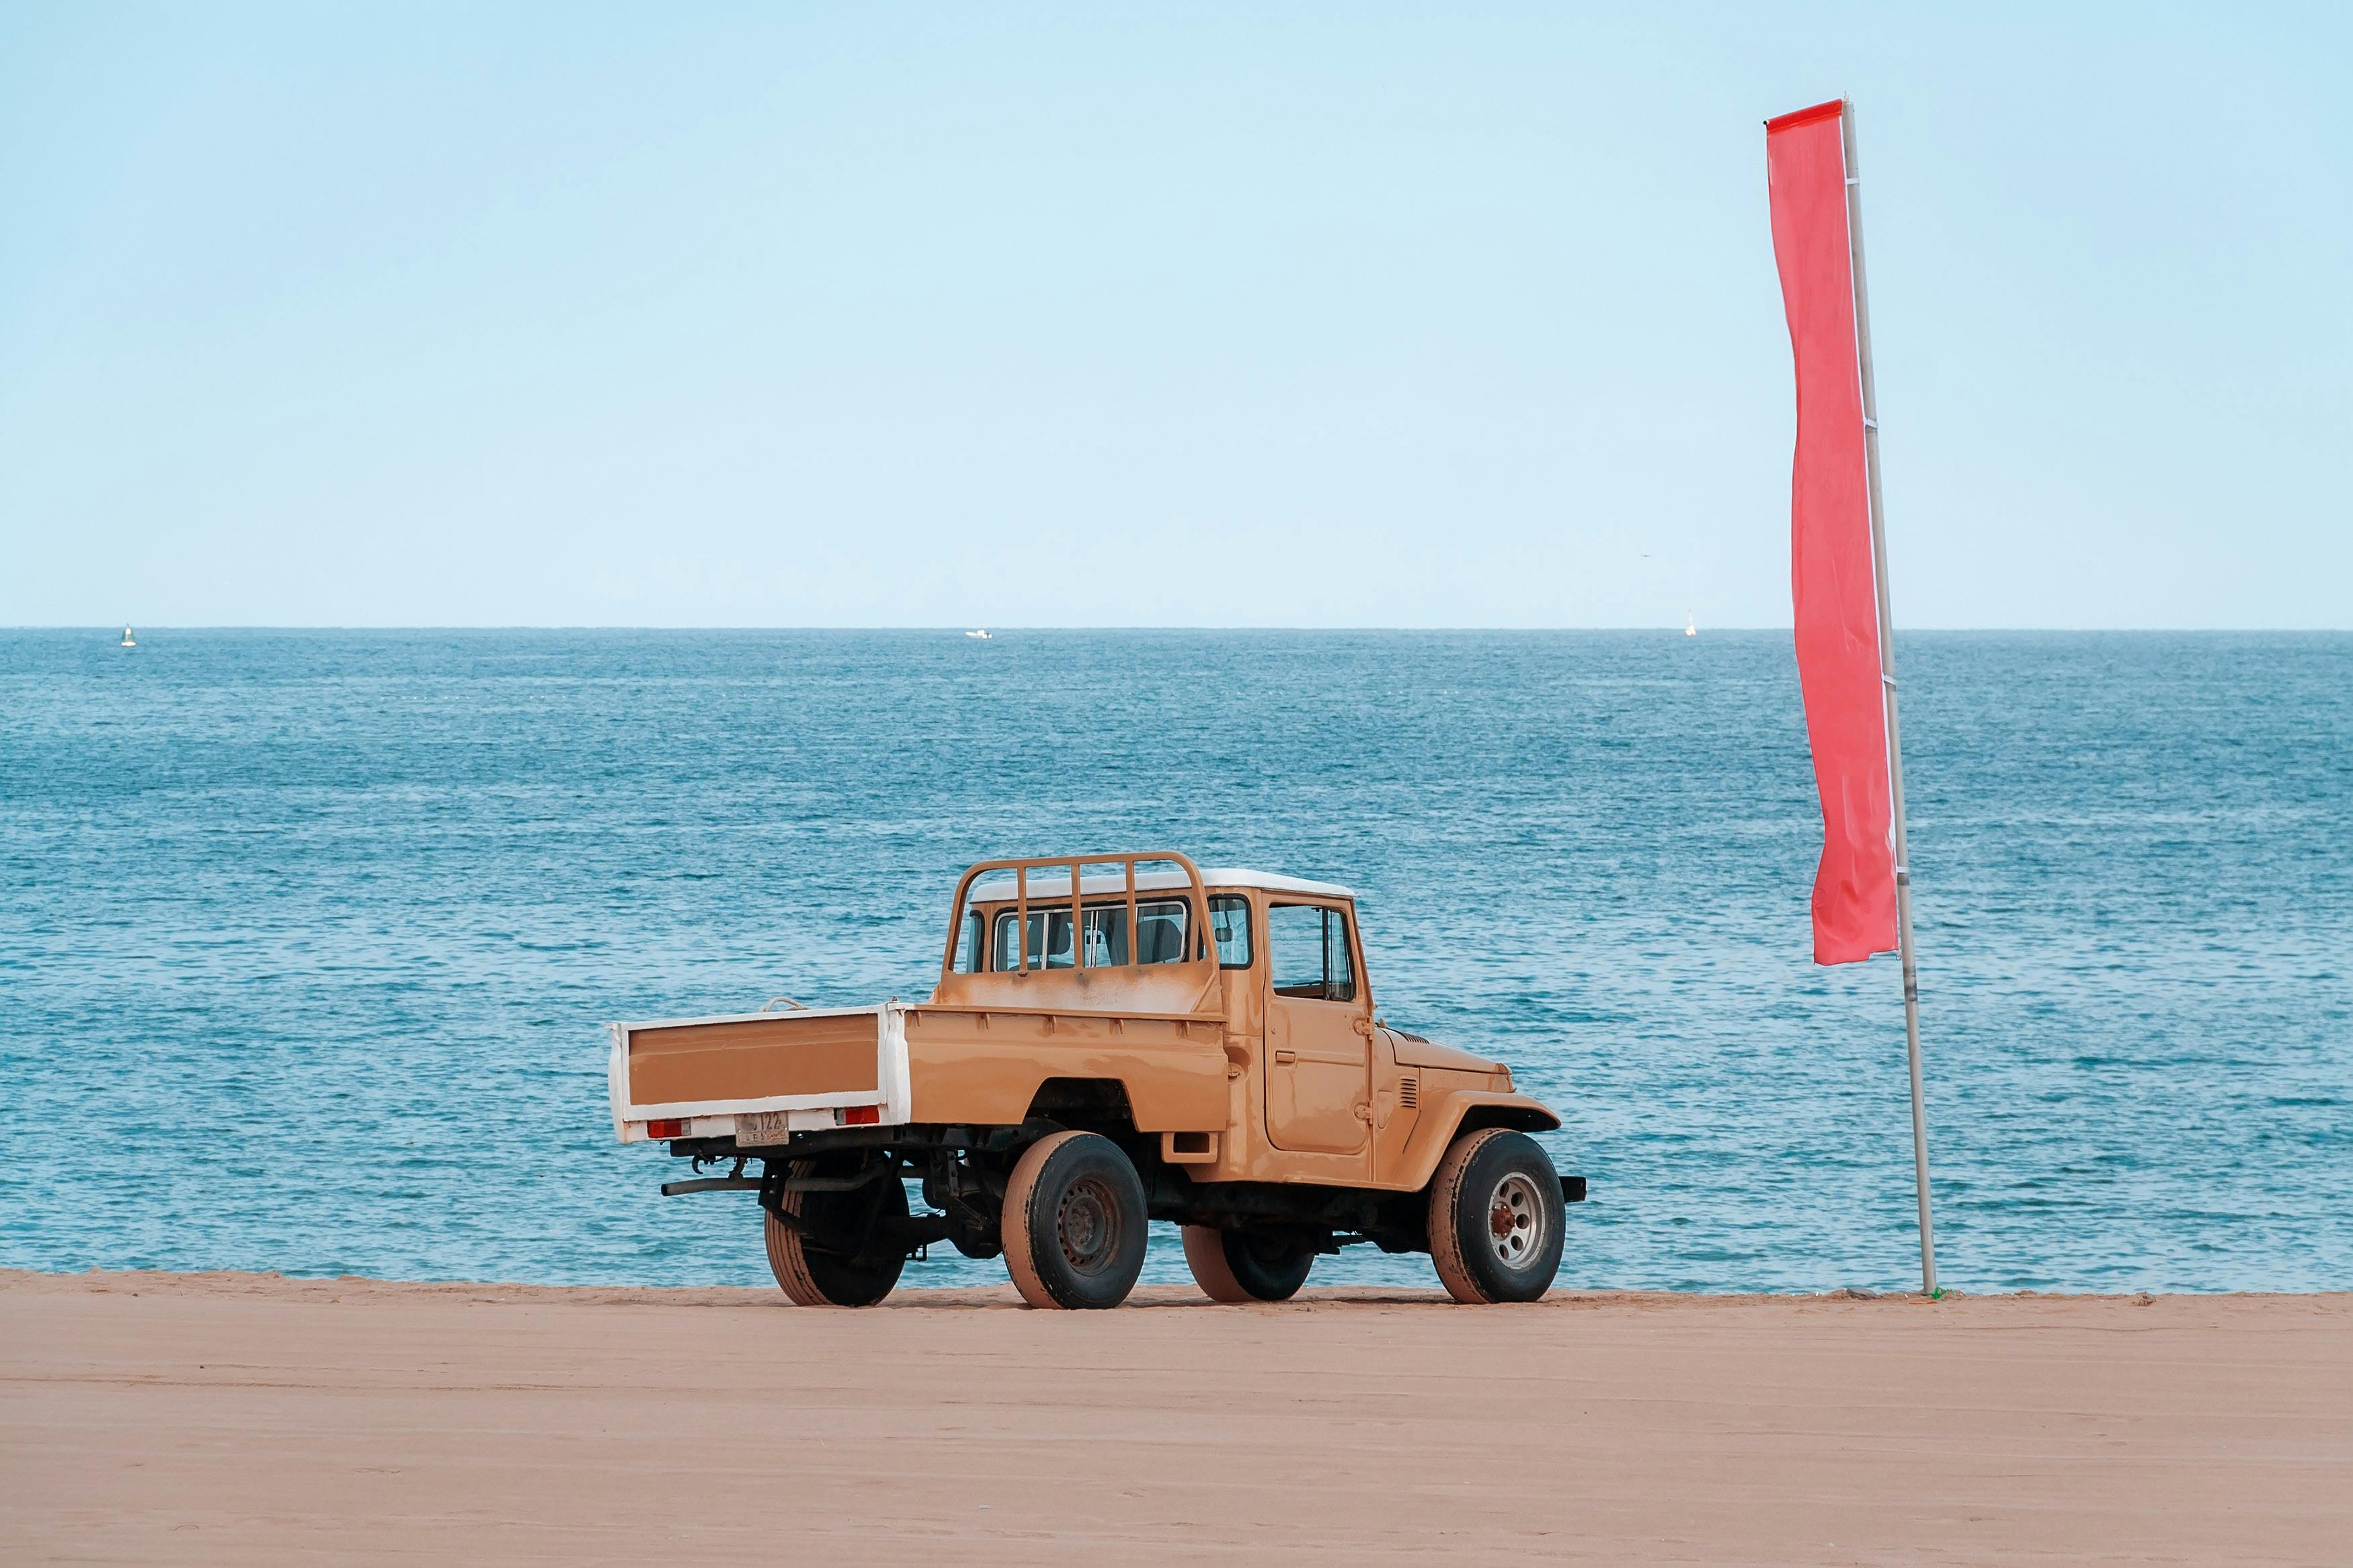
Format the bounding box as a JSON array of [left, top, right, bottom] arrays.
[[1209, 895, 1252, 968], [1267, 903, 1357, 1001], [1324, 907, 1355, 1000]]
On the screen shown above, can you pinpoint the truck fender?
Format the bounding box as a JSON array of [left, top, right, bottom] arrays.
[[1394, 1091, 1562, 1194]]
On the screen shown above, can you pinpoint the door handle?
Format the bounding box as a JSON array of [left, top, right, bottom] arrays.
[[1273, 1048, 1297, 1065]]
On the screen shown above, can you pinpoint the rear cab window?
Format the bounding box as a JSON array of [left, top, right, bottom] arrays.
[[961, 886, 1257, 973], [990, 898, 1191, 971]]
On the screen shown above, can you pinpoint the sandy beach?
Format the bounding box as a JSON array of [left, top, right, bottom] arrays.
[[3, 1270, 2347, 1564]]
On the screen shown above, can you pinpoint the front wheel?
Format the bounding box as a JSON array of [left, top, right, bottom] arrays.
[[1182, 1225, 1317, 1303], [1002, 1131, 1149, 1309], [1427, 1128, 1566, 1304]]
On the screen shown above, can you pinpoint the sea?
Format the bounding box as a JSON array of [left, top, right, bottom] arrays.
[[3, 629, 2347, 1295]]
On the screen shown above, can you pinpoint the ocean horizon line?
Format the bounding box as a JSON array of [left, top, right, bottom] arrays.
[[12, 624, 2352, 636]]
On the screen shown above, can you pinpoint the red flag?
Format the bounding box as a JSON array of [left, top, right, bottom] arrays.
[[1767, 100, 1898, 965]]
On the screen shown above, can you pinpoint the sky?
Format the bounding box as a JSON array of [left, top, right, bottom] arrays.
[[2, 3, 2347, 629]]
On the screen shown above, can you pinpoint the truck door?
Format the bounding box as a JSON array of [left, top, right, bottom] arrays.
[[1263, 901, 1373, 1157]]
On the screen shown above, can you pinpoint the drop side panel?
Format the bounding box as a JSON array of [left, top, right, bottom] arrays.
[[904, 1007, 1228, 1130], [624, 1009, 881, 1110]]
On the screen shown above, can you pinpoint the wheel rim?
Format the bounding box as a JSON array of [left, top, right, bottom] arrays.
[[1485, 1173, 1547, 1271], [1238, 1234, 1294, 1270], [1058, 1175, 1123, 1275]]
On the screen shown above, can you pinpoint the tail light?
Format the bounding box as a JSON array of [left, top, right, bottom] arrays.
[[838, 1106, 881, 1126], [646, 1118, 686, 1139]]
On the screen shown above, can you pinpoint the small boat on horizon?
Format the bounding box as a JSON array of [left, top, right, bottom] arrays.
[[119, 625, 136, 649], [1685, 614, 1696, 638], [965, 628, 993, 640]]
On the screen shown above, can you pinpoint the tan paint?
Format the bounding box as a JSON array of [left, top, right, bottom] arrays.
[[1389, 1032, 1511, 1074], [613, 851, 1562, 1196], [1381, 1089, 1558, 1194], [1261, 897, 1371, 1163], [1369, 1029, 1423, 1185], [628, 1013, 880, 1105], [902, 1006, 1226, 1130]]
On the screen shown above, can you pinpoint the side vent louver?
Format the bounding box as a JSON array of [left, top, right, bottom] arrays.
[[1398, 1075, 1419, 1109]]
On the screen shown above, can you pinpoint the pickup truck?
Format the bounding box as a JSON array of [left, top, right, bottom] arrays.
[[610, 852, 1583, 1308]]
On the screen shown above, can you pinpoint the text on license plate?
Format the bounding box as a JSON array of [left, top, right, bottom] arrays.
[[734, 1111, 794, 1147]]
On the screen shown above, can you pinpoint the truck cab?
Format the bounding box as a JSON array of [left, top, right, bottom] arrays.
[[611, 852, 1583, 1308]]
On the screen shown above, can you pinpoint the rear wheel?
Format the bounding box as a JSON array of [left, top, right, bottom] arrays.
[[1427, 1128, 1565, 1304], [1182, 1225, 1317, 1303], [763, 1159, 908, 1308], [1002, 1131, 1149, 1309]]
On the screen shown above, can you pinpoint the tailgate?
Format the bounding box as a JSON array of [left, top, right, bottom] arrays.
[[608, 1003, 910, 1142]]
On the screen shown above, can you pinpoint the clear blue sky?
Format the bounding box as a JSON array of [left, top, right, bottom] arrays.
[[3, 3, 2346, 628]]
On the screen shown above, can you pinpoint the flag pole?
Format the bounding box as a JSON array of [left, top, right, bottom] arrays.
[[1841, 97, 1938, 1296]]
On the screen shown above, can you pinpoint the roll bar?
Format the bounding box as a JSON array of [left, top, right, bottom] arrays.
[[940, 852, 1215, 980]]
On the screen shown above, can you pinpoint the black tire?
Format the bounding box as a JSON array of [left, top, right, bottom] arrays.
[[1001, 1131, 1149, 1309], [1182, 1225, 1317, 1303], [763, 1159, 908, 1308], [1427, 1128, 1566, 1304]]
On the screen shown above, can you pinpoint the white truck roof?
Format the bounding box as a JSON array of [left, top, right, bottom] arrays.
[[971, 865, 1356, 901]]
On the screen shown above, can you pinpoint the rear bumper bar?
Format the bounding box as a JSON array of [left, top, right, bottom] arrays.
[[660, 1176, 761, 1196]]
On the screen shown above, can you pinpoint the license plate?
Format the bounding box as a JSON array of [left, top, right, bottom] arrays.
[[735, 1110, 794, 1147]]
